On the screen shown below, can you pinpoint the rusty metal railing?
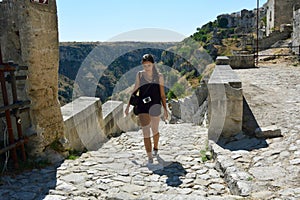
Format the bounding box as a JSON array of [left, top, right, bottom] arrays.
[[0, 47, 30, 170]]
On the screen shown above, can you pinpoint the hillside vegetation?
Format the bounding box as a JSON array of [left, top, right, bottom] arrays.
[[58, 41, 211, 105], [58, 8, 266, 105]]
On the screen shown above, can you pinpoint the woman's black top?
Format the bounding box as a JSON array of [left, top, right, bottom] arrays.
[[137, 72, 161, 116]]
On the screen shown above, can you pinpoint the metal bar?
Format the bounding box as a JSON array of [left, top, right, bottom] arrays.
[[5, 75, 27, 82], [0, 107, 30, 118], [0, 64, 28, 71], [0, 100, 31, 113], [0, 138, 28, 155], [0, 48, 19, 169], [0, 71, 19, 169], [10, 71, 26, 161]]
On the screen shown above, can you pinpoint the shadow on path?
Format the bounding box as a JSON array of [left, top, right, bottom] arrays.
[[147, 155, 187, 187]]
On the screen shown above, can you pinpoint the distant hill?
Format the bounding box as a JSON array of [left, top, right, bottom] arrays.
[[58, 41, 212, 105], [58, 8, 266, 105]]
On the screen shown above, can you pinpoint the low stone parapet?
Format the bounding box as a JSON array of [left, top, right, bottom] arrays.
[[61, 97, 105, 151], [102, 100, 125, 138], [61, 98, 139, 151], [229, 55, 255, 69], [208, 57, 243, 142]]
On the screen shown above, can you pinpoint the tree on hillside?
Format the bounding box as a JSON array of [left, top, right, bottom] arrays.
[[218, 18, 229, 28]]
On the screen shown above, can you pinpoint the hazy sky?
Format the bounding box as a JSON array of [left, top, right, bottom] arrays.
[[57, 0, 268, 42]]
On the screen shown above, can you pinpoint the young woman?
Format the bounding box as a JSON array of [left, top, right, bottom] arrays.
[[125, 54, 168, 164]]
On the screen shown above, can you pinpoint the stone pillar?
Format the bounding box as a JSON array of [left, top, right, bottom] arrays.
[[0, 0, 64, 158], [292, 4, 300, 56], [207, 57, 243, 142]]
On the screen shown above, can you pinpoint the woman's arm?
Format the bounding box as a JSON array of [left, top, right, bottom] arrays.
[[159, 74, 168, 120]]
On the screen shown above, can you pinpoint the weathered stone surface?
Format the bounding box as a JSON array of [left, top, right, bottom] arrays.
[[169, 81, 208, 125], [252, 191, 276, 199], [215, 56, 230, 65], [0, 123, 242, 199], [208, 58, 243, 141], [229, 55, 255, 69], [255, 125, 282, 138], [102, 100, 124, 137], [120, 184, 147, 193], [293, 6, 300, 55], [249, 166, 286, 181], [0, 0, 64, 158], [61, 97, 105, 151], [290, 159, 300, 165]]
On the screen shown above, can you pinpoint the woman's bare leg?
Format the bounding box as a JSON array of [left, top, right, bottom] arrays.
[[151, 116, 160, 151], [139, 114, 152, 159]]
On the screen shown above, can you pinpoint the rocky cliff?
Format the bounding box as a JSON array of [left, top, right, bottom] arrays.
[[58, 41, 211, 105]]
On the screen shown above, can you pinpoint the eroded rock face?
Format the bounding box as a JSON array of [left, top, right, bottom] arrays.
[[0, 0, 64, 158], [169, 80, 208, 126]]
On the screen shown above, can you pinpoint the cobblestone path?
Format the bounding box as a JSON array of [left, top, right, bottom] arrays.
[[0, 123, 245, 200], [228, 64, 300, 199]]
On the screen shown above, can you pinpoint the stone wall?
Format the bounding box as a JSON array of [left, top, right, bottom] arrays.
[[61, 97, 105, 151], [229, 55, 255, 69], [266, 0, 298, 36], [292, 5, 300, 55], [217, 7, 266, 33], [169, 80, 208, 125], [61, 97, 139, 152], [0, 0, 64, 158], [207, 57, 243, 142], [258, 27, 292, 50], [102, 101, 125, 138]]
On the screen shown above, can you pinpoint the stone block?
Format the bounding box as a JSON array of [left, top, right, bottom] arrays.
[[208, 57, 243, 142], [102, 100, 124, 137], [215, 56, 230, 65], [61, 97, 105, 151], [255, 125, 282, 138], [229, 55, 255, 69]]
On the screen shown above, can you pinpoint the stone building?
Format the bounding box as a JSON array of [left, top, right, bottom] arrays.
[[0, 0, 64, 158], [292, 4, 300, 55], [217, 7, 266, 34], [266, 0, 299, 36]]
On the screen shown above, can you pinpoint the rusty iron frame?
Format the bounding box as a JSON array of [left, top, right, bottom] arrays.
[[0, 47, 30, 169]]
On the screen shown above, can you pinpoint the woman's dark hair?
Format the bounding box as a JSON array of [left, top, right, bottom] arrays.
[[142, 54, 155, 63], [142, 54, 159, 83]]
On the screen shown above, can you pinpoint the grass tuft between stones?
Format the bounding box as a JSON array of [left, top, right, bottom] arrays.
[[66, 149, 86, 160]]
